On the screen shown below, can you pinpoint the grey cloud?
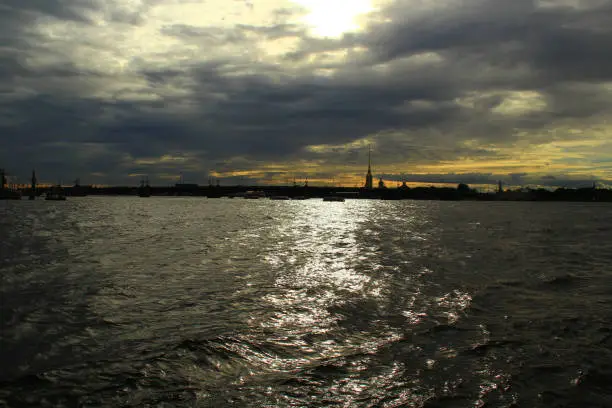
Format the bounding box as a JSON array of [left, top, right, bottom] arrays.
[[236, 23, 306, 39], [0, 0, 94, 23], [2, 0, 612, 184], [161, 25, 249, 44], [1, 0, 151, 29], [367, 0, 612, 87]]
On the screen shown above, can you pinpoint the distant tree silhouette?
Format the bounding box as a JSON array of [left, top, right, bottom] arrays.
[[457, 183, 471, 192]]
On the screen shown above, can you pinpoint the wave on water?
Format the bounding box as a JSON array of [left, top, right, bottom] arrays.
[[1, 198, 612, 407]]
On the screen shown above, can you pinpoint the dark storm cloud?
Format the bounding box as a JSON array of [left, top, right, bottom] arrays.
[[112, 64, 468, 162], [1, 0, 151, 29], [365, 0, 612, 87], [2, 0, 612, 183], [0, 0, 93, 23]]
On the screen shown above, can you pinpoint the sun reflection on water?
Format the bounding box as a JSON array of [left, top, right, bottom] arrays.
[[78, 199, 483, 404], [263, 200, 380, 302], [252, 200, 399, 370], [266, 200, 378, 289]]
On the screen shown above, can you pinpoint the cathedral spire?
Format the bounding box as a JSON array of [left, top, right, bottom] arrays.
[[365, 144, 373, 189], [30, 170, 37, 200]]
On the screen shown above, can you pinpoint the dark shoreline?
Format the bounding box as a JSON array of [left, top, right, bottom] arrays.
[[9, 185, 612, 202]]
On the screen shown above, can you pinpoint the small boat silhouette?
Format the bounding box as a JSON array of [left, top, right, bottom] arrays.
[[45, 185, 66, 201]]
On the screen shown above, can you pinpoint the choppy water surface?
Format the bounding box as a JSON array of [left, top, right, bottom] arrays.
[[1, 198, 612, 407]]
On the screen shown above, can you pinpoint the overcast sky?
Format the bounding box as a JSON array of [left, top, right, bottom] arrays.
[[2, 0, 612, 187]]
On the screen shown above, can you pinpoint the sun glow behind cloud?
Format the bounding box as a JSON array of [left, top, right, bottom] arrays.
[[291, 0, 375, 37]]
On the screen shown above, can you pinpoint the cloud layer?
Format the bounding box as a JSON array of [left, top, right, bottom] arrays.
[[2, 0, 612, 186]]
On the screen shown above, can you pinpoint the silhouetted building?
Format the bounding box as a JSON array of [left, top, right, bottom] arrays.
[[378, 177, 386, 189], [364, 145, 373, 189], [457, 183, 471, 193], [175, 183, 198, 189], [138, 177, 151, 197], [176, 182, 198, 196], [498, 180, 503, 193], [30, 170, 37, 200], [69, 178, 89, 197]]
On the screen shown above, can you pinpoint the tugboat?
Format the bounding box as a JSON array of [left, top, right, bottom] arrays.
[[0, 168, 22, 200], [323, 196, 345, 202], [45, 184, 67, 201]]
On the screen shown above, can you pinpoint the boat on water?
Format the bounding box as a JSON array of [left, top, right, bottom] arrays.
[[244, 190, 266, 199], [45, 185, 66, 201], [292, 196, 308, 200], [0, 168, 22, 200], [0, 189, 21, 200], [323, 196, 345, 202], [270, 195, 290, 200]]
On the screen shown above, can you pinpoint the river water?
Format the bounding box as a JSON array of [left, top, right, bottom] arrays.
[[1, 197, 611, 407]]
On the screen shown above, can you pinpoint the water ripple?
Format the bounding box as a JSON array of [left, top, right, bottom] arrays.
[[1, 198, 612, 406]]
